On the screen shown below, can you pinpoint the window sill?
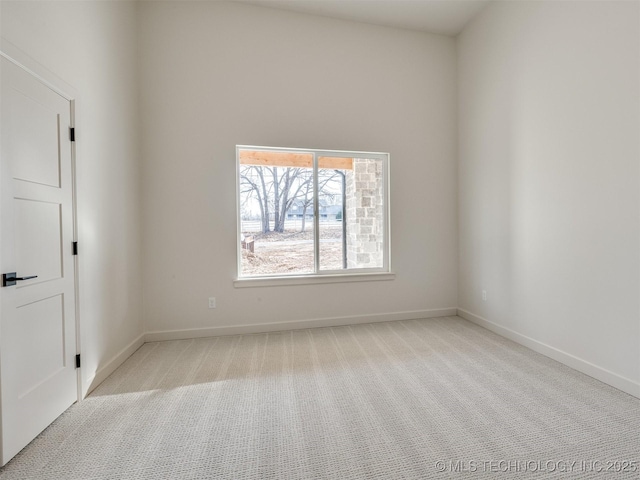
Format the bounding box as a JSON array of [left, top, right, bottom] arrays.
[[233, 272, 395, 288]]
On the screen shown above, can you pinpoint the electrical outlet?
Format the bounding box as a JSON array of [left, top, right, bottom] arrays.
[[208, 297, 216, 309], [482, 290, 487, 301]]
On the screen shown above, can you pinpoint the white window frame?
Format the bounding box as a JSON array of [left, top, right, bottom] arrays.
[[235, 145, 392, 286]]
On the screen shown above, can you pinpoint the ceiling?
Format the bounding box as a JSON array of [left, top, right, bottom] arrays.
[[234, 0, 490, 36]]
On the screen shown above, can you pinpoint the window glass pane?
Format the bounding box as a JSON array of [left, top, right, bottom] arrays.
[[238, 149, 314, 276], [238, 147, 388, 278], [346, 158, 385, 269], [319, 157, 385, 270], [318, 160, 347, 270]]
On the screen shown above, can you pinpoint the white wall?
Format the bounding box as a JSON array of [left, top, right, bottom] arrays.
[[458, 0, 640, 394], [6, 0, 633, 401], [139, 1, 458, 335], [1, 1, 144, 395]]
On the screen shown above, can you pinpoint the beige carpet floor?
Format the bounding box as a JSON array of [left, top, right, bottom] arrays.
[[1, 316, 639, 479]]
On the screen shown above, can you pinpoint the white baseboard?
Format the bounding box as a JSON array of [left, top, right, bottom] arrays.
[[457, 308, 640, 399], [85, 309, 640, 401], [144, 308, 458, 342], [83, 333, 145, 397]]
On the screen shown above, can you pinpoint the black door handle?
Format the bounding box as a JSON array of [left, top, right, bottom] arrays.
[[2, 272, 38, 287]]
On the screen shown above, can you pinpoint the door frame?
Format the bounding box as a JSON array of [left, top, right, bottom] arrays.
[[0, 38, 82, 403]]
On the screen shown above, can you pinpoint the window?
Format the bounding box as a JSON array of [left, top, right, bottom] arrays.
[[236, 146, 390, 279]]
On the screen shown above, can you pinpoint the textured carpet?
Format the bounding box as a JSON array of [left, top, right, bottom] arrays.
[[1, 316, 639, 479]]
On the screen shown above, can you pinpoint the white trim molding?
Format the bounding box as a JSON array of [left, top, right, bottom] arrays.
[[145, 308, 458, 342], [234, 272, 395, 288], [457, 308, 640, 399], [83, 333, 145, 397], [0, 38, 77, 100]]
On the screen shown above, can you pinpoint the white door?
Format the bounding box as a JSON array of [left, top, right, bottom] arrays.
[[0, 56, 78, 465]]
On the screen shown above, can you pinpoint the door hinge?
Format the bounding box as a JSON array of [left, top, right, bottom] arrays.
[[75, 354, 81, 369], [72, 241, 78, 255], [70, 127, 75, 142]]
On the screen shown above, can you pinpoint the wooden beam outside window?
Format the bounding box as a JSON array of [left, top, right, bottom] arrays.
[[239, 150, 353, 170]]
